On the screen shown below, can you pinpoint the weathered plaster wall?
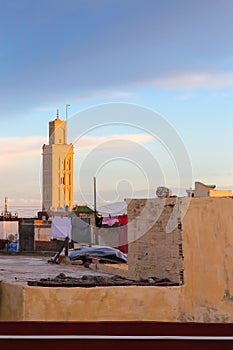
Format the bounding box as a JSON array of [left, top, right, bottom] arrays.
[[209, 189, 232, 197], [0, 282, 24, 320], [180, 197, 233, 322], [127, 198, 183, 283], [194, 182, 210, 197], [20, 284, 181, 321]]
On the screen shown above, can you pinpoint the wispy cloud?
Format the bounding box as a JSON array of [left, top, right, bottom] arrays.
[[79, 90, 133, 100], [73, 133, 153, 151], [68, 90, 135, 104], [0, 136, 46, 159], [173, 93, 194, 101], [33, 106, 57, 113], [0, 133, 152, 160], [149, 71, 233, 90], [33, 90, 134, 114], [211, 91, 233, 98], [0, 136, 45, 200]]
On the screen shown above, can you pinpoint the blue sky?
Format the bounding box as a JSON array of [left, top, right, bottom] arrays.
[[0, 0, 233, 215]]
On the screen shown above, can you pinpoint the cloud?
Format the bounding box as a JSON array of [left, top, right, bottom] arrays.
[[71, 90, 134, 103], [173, 94, 194, 101], [73, 133, 153, 151], [148, 71, 233, 90], [0, 133, 152, 165], [0, 137, 45, 200], [33, 106, 57, 113], [0, 136, 46, 159], [32, 90, 134, 116], [211, 91, 233, 98]]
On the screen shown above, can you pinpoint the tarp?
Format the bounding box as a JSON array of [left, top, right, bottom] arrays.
[[60, 245, 127, 263], [71, 217, 92, 245]]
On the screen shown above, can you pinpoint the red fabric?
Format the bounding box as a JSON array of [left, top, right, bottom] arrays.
[[118, 215, 128, 226], [118, 215, 128, 253], [118, 226, 128, 254]]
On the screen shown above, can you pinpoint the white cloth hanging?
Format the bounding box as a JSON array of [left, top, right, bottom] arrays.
[[50, 216, 72, 240]]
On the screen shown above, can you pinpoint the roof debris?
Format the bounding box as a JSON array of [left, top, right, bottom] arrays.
[[28, 273, 179, 287]]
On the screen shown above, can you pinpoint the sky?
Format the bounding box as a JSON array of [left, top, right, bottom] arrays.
[[0, 0, 233, 216]]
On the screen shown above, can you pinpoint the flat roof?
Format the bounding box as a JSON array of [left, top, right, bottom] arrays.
[[0, 253, 113, 286]]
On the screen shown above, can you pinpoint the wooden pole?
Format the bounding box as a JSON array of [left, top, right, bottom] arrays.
[[93, 176, 99, 245], [51, 240, 66, 264], [65, 236, 69, 257], [94, 176, 97, 215]]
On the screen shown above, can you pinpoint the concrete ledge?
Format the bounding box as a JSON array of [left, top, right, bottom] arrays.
[[0, 280, 181, 321], [89, 263, 128, 278]]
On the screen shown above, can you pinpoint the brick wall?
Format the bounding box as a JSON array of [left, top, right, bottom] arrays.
[[35, 240, 57, 251], [35, 239, 73, 251], [127, 197, 184, 284]]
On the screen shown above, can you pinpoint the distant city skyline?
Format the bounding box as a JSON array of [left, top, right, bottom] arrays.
[[1, 0, 233, 216]]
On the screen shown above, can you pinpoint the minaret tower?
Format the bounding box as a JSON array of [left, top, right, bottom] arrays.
[[42, 110, 74, 212]]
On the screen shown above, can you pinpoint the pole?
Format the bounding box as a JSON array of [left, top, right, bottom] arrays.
[[58, 157, 60, 207], [66, 104, 70, 121], [65, 236, 69, 257], [93, 176, 99, 245], [94, 176, 96, 215]]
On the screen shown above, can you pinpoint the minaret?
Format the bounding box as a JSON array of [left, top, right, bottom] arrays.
[[42, 111, 74, 213]]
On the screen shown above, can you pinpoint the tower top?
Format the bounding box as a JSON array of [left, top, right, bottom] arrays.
[[49, 114, 67, 145]]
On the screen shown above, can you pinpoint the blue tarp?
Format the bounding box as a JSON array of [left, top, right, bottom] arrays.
[[63, 245, 127, 263]]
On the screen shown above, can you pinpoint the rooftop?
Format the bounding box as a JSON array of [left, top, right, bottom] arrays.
[[0, 253, 113, 286]]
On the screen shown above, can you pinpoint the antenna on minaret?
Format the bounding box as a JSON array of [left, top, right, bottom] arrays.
[[56, 109, 59, 119], [66, 104, 70, 121]]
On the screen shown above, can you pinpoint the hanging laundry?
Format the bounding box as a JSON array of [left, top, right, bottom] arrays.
[[117, 215, 128, 253], [71, 217, 92, 245], [118, 214, 128, 226], [97, 226, 119, 248], [118, 225, 128, 254], [50, 216, 72, 240], [103, 216, 118, 227]]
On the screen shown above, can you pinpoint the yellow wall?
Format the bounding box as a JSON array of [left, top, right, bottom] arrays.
[[180, 197, 233, 322], [0, 282, 24, 320], [194, 182, 232, 197], [0, 283, 181, 321], [209, 189, 232, 197]]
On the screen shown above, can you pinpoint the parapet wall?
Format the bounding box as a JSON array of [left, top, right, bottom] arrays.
[[126, 197, 233, 322], [0, 282, 181, 321], [127, 198, 184, 283], [2, 197, 233, 322], [180, 197, 233, 322]]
